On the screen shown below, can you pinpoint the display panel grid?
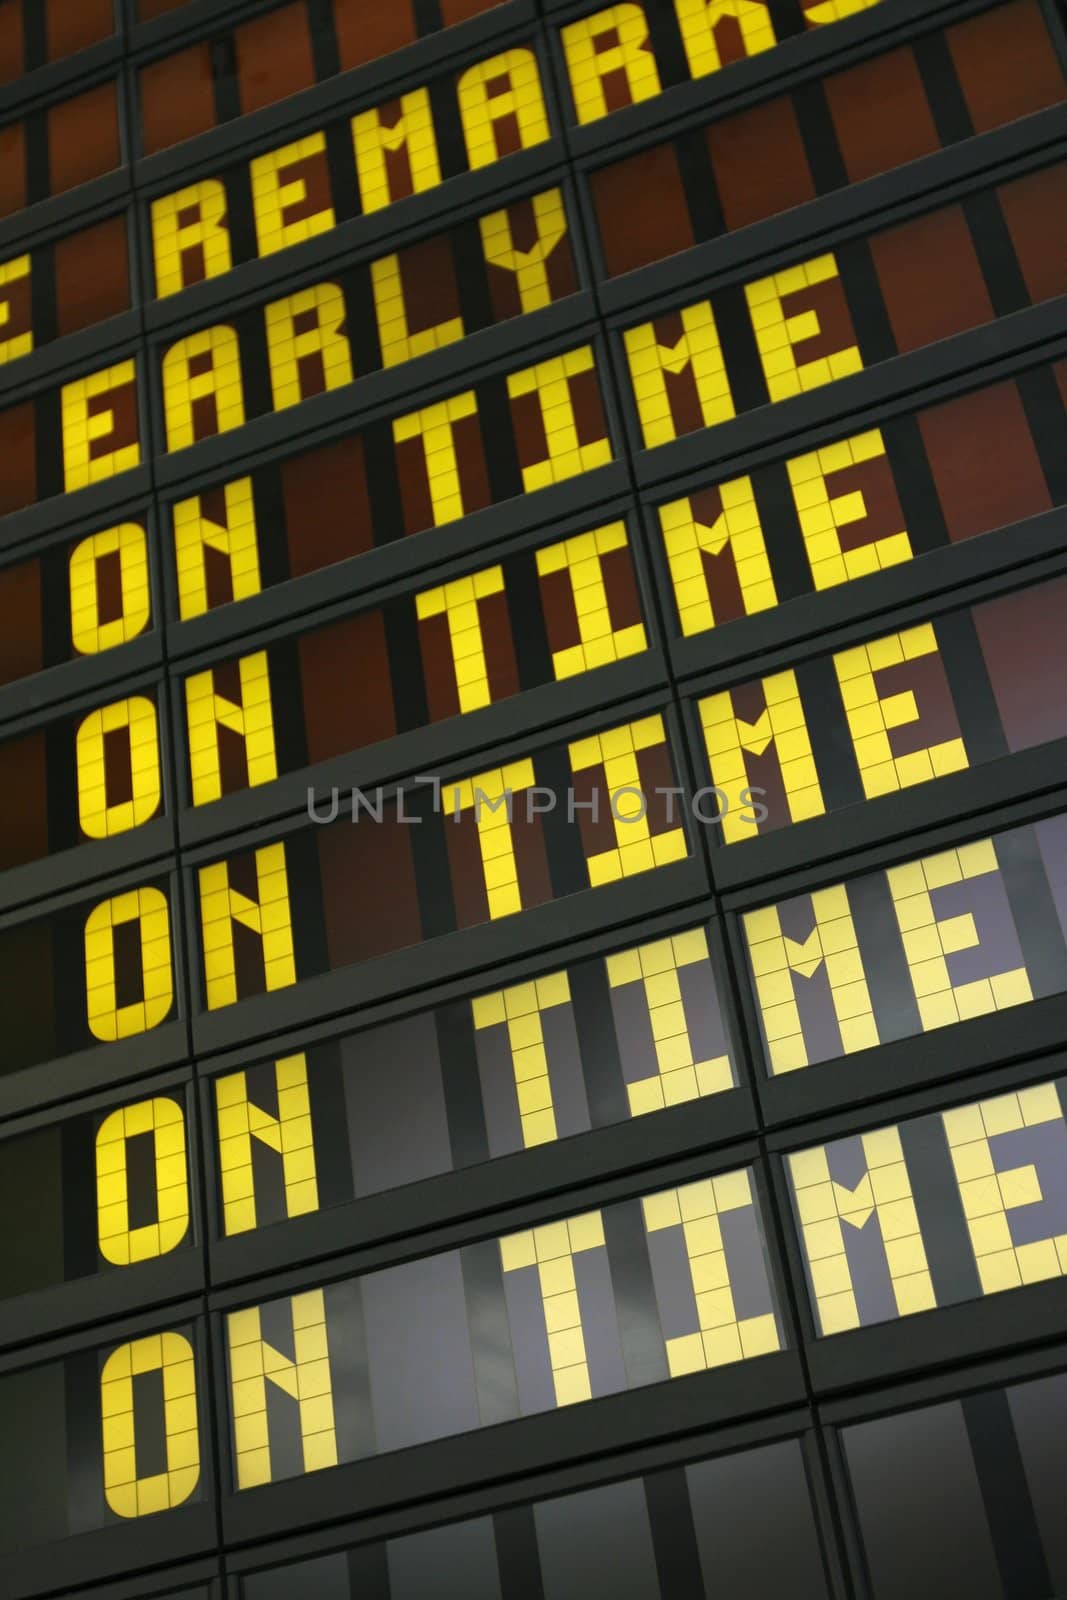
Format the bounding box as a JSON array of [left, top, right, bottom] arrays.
[[2, 1, 1066, 1596]]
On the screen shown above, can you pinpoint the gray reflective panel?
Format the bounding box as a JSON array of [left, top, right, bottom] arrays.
[[1008, 1371, 1067, 1594], [535, 1478, 660, 1600], [361, 1251, 480, 1451], [0, 1363, 68, 1552], [573, 1245, 627, 1397], [686, 1440, 829, 1599], [388, 1516, 501, 1600], [342, 1014, 452, 1196], [541, 1000, 591, 1140], [0, 1123, 63, 1298], [242, 1554, 349, 1600], [1036, 814, 1067, 940], [476, 1016, 525, 1157], [502, 1255, 556, 1416], [843, 1402, 1000, 1599]]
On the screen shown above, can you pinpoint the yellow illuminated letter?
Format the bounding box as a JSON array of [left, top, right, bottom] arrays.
[[96, 1098, 189, 1265], [69, 522, 151, 655], [473, 974, 572, 1147], [101, 1333, 200, 1518], [371, 253, 464, 368], [198, 843, 297, 1010], [499, 1214, 605, 1405], [0, 253, 32, 363], [788, 1130, 934, 1335], [228, 1291, 336, 1487], [392, 390, 480, 526], [624, 302, 733, 446], [887, 840, 1032, 1032], [659, 479, 776, 635], [85, 887, 173, 1042], [745, 254, 862, 402], [151, 179, 232, 298], [562, 5, 661, 124], [835, 625, 968, 798], [62, 361, 140, 491], [788, 430, 912, 590], [76, 695, 162, 839], [507, 347, 612, 489], [162, 325, 245, 451], [699, 671, 824, 842], [173, 477, 262, 620], [415, 567, 504, 713], [568, 716, 686, 883], [265, 283, 353, 410], [607, 930, 733, 1113], [536, 524, 646, 677], [643, 1173, 781, 1370], [250, 133, 335, 258], [944, 1083, 1067, 1296], [743, 887, 877, 1074], [457, 49, 550, 170], [185, 652, 278, 805], [351, 89, 441, 213], [479, 188, 569, 312], [673, 0, 776, 79], [447, 760, 536, 920], [216, 1055, 319, 1235]]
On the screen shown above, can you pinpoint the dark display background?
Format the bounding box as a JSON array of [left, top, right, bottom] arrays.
[[2, 0, 1067, 1597]]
